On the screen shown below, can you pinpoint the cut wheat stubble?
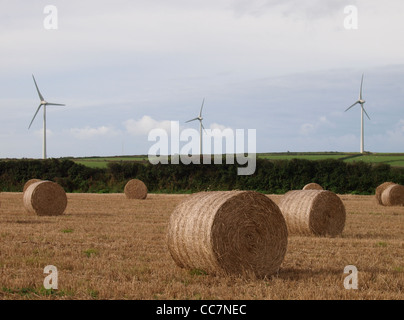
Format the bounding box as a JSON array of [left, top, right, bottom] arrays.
[[278, 190, 346, 237], [23, 181, 67, 216], [167, 191, 288, 278]]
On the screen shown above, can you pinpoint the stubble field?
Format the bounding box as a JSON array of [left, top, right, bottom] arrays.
[[0, 192, 403, 300]]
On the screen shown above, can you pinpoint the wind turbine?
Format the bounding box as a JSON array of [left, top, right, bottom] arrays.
[[29, 75, 65, 159], [186, 98, 206, 155], [345, 73, 370, 154]]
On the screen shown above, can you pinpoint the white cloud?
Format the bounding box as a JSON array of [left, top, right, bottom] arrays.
[[300, 123, 315, 135], [34, 129, 53, 138], [70, 126, 119, 139], [124, 116, 172, 136], [386, 119, 404, 141], [209, 123, 233, 131], [300, 116, 334, 135]]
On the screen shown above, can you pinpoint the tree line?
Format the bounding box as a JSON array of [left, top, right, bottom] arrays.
[[1, 158, 403, 194]]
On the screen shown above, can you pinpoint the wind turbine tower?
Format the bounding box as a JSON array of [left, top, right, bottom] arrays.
[[345, 74, 370, 154], [186, 98, 206, 155], [29, 75, 65, 159]]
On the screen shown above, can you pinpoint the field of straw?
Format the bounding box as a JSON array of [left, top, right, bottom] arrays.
[[0, 192, 403, 300]]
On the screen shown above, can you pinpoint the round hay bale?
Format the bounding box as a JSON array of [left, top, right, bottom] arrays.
[[278, 190, 346, 237], [124, 179, 148, 199], [23, 179, 42, 193], [375, 182, 396, 205], [167, 191, 288, 278], [303, 183, 323, 190], [23, 181, 67, 216], [381, 184, 404, 206]]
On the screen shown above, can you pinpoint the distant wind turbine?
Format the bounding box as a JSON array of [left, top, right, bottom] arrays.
[[345, 73, 370, 154], [29, 75, 65, 159], [186, 98, 206, 155]]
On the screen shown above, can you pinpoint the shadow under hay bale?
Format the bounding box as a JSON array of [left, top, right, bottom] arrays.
[[302, 183, 323, 190], [375, 182, 395, 205], [124, 179, 148, 199], [23, 181, 67, 216], [278, 190, 346, 237], [167, 191, 288, 279], [380, 184, 404, 207]]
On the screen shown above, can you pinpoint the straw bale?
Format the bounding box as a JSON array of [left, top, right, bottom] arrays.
[[23, 181, 67, 216], [303, 183, 323, 190], [167, 191, 288, 278], [124, 179, 148, 199], [381, 184, 404, 206], [23, 179, 42, 193], [278, 190, 346, 237], [375, 182, 395, 205]]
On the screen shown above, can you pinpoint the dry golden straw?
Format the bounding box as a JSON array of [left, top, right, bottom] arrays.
[[167, 191, 288, 278], [278, 190, 346, 237], [375, 182, 395, 205], [23, 179, 42, 193], [381, 184, 404, 207], [23, 181, 67, 216], [303, 183, 323, 190], [124, 179, 148, 199]]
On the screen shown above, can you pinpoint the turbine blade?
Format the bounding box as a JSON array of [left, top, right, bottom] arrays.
[[32, 75, 44, 101], [345, 101, 359, 112], [200, 121, 207, 134], [28, 104, 42, 129], [199, 98, 205, 117], [362, 105, 371, 120], [360, 73, 364, 100], [46, 103, 65, 106], [186, 117, 199, 123]]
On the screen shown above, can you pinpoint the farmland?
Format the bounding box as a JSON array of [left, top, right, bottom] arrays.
[[0, 192, 403, 300], [68, 153, 404, 169]]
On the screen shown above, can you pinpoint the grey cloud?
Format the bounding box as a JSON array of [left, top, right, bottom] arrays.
[[232, 0, 359, 19]]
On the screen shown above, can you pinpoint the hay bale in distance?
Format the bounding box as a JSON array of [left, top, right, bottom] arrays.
[[167, 191, 288, 278], [381, 184, 404, 207], [303, 183, 323, 190], [23, 181, 67, 216], [23, 179, 42, 193], [375, 182, 396, 205], [124, 179, 148, 199], [278, 190, 346, 237]]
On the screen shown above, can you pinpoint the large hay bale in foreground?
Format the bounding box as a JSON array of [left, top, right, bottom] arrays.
[[278, 190, 346, 237], [124, 179, 148, 199], [381, 184, 404, 206], [303, 183, 323, 190], [23, 181, 67, 216], [23, 179, 42, 193], [375, 182, 396, 205], [167, 191, 288, 278]]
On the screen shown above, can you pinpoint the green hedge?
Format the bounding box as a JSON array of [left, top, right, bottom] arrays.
[[1, 158, 403, 194]]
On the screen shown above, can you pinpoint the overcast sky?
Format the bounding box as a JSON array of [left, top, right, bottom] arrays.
[[1, 0, 404, 158]]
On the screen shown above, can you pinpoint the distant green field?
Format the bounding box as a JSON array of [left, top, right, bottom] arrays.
[[70, 156, 148, 168], [343, 155, 404, 167], [259, 153, 349, 161], [69, 153, 404, 168]]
